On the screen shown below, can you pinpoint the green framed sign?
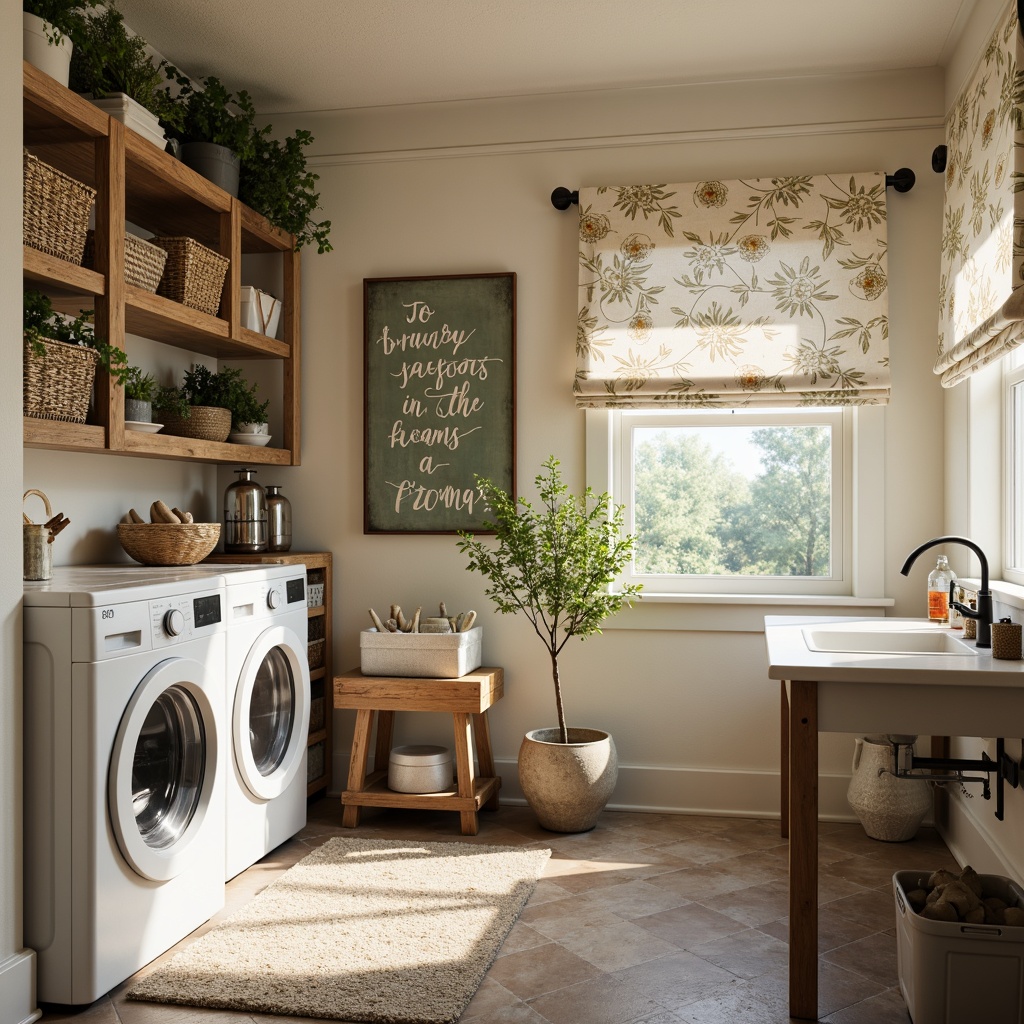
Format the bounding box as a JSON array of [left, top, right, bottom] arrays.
[[364, 273, 516, 533]]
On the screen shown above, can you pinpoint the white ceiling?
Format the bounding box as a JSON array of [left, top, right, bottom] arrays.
[[115, 0, 977, 115]]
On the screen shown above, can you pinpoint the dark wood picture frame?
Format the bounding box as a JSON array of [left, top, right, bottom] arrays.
[[364, 273, 517, 534]]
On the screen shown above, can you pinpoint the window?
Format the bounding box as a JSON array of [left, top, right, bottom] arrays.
[[589, 405, 885, 599]]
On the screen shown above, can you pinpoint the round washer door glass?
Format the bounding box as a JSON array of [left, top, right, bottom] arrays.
[[233, 624, 310, 801], [134, 685, 205, 848], [250, 645, 294, 776], [109, 656, 220, 882]]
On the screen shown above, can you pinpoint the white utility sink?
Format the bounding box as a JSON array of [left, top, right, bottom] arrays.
[[802, 621, 982, 656]]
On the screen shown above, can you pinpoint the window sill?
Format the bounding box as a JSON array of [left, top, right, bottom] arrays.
[[605, 592, 894, 633]]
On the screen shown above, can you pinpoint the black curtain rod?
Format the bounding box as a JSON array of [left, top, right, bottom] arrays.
[[551, 168, 916, 210]]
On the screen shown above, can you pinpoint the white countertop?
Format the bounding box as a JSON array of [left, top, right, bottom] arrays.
[[764, 615, 1024, 688]]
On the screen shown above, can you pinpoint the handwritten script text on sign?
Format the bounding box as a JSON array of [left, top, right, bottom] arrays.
[[377, 300, 503, 516]]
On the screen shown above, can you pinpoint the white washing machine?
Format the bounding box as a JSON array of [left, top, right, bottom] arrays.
[[23, 567, 229, 1006], [220, 563, 310, 881]]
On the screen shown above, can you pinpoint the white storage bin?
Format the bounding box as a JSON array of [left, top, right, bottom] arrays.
[[359, 626, 482, 678], [894, 870, 1024, 1024], [388, 744, 453, 793], [239, 286, 281, 337], [307, 582, 324, 607]]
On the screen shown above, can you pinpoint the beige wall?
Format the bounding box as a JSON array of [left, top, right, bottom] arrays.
[[261, 67, 948, 812], [4, 8, 30, 1023]]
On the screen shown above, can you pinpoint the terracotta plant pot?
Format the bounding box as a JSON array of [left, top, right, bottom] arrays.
[[518, 727, 618, 833]]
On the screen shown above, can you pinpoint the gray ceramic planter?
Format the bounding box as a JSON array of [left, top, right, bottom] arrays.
[[124, 398, 152, 423], [518, 727, 618, 832], [181, 142, 240, 197]]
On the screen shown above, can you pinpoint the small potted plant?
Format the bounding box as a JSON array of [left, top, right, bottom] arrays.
[[163, 67, 256, 196], [226, 375, 271, 442], [23, 0, 100, 85], [457, 456, 641, 832], [69, 4, 182, 150], [155, 364, 247, 442], [24, 288, 128, 424], [122, 365, 158, 424], [240, 127, 332, 253]]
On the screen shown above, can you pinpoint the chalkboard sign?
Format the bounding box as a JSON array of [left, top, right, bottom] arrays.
[[364, 273, 516, 533]]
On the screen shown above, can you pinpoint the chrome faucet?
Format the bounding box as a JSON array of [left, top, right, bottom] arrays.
[[899, 535, 993, 649]]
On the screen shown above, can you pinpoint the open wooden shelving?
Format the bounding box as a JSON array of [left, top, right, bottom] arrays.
[[22, 60, 302, 467]]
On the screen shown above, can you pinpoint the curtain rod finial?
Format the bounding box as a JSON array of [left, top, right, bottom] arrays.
[[886, 167, 916, 193], [551, 187, 579, 210]]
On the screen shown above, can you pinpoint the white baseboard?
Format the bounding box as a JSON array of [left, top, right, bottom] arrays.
[[939, 794, 1024, 880], [328, 754, 861, 823], [494, 758, 858, 821], [0, 951, 39, 1024]]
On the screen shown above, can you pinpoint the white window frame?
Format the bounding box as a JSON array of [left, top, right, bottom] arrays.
[[1003, 354, 1024, 586], [586, 404, 887, 602]]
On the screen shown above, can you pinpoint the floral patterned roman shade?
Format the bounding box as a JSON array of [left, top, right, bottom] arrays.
[[576, 174, 890, 408], [936, 3, 1023, 388]]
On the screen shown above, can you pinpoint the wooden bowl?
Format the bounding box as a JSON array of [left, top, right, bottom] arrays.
[[117, 522, 220, 566]]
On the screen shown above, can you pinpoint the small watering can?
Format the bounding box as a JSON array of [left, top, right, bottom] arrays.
[[23, 489, 70, 581]]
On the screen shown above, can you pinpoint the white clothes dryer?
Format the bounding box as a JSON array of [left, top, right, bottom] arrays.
[[220, 563, 310, 881], [23, 567, 229, 1006]]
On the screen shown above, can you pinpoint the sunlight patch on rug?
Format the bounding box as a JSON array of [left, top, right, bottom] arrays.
[[127, 836, 550, 1023]]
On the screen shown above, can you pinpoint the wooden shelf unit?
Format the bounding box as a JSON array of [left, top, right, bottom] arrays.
[[22, 61, 301, 466], [205, 552, 333, 798]]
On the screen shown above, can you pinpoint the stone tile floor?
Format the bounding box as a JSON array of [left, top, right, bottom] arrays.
[[40, 798, 954, 1023]]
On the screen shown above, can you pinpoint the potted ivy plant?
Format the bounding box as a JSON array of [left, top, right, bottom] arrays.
[[24, 288, 128, 424], [163, 67, 256, 196], [240, 127, 332, 253], [457, 456, 641, 832], [122, 365, 158, 424], [23, 0, 99, 85], [69, 4, 182, 150]]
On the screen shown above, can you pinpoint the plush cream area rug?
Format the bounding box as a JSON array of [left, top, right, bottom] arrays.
[[127, 835, 550, 1023]]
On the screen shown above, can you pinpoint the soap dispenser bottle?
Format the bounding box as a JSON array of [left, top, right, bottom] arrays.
[[927, 555, 956, 624]]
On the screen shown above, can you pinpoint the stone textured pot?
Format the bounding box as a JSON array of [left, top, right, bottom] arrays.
[[124, 398, 152, 423], [518, 727, 618, 833], [847, 735, 932, 842], [23, 13, 72, 86]]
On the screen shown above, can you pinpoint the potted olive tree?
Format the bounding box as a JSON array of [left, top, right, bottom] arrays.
[[23, 0, 99, 85], [457, 456, 641, 832], [69, 4, 182, 151], [163, 67, 256, 196]]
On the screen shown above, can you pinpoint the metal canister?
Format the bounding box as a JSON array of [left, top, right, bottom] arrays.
[[265, 485, 292, 552], [224, 467, 267, 552]]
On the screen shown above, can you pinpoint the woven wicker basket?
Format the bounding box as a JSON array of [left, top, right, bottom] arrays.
[[23, 339, 99, 423], [158, 404, 232, 442], [23, 149, 96, 264], [82, 231, 168, 292], [307, 639, 326, 671], [149, 236, 229, 315], [117, 522, 221, 566]]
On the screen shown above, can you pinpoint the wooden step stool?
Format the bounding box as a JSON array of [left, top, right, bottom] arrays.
[[333, 666, 503, 835]]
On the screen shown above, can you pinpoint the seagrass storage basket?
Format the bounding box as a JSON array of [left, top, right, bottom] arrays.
[[149, 236, 229, 315], [23, 339, 99, 423], [23, 149, 96, 264], [82, 231, 167, 292], [117, 522, 221, 566], [158, 405, 232, 442]]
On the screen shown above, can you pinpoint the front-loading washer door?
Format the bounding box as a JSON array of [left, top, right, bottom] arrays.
[[108, 657, 219, 882], [233, 624, 310, 801]]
